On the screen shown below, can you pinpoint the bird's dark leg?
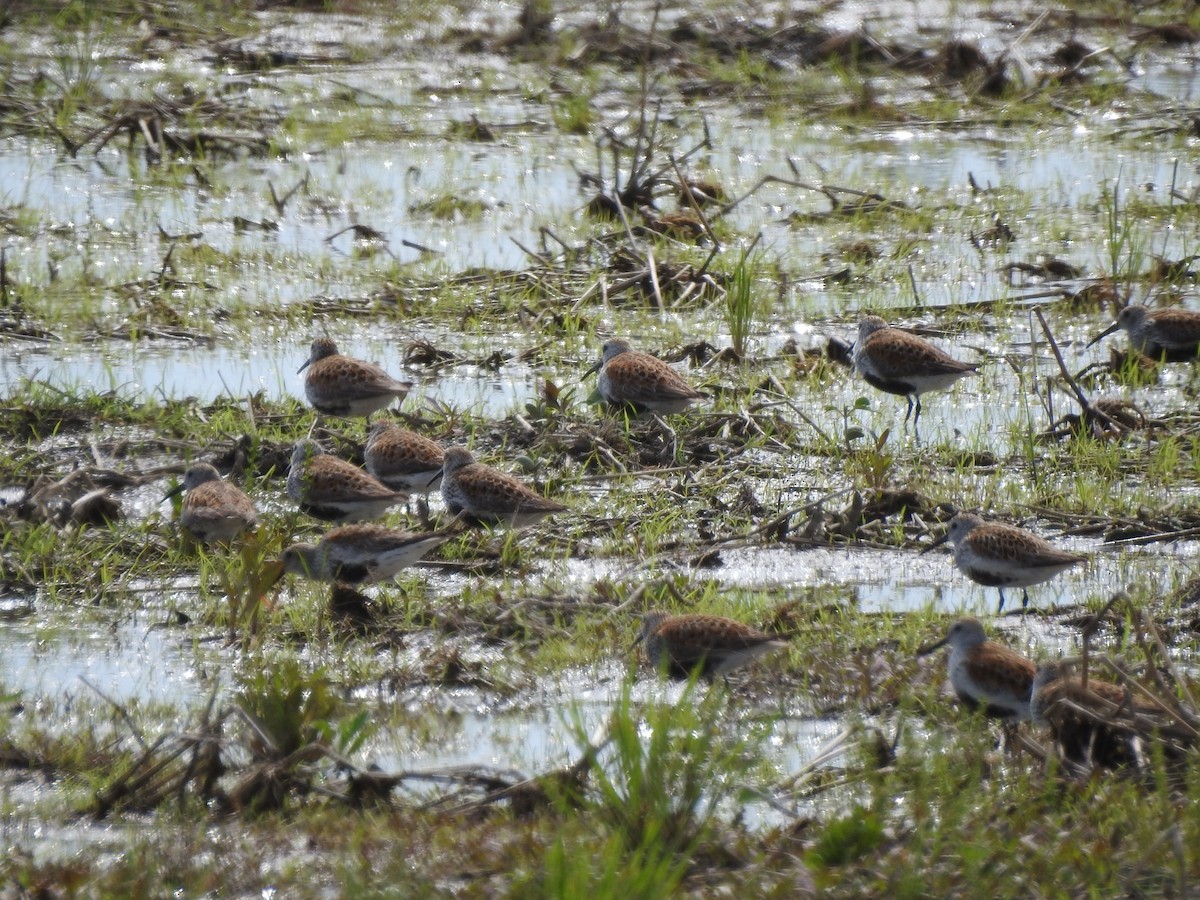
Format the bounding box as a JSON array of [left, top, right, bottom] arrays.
[[1022, 588, 1031, 609], [912, 396, 923, 433], [903, 395, 915, 425], [997, 589, 1007, 613]]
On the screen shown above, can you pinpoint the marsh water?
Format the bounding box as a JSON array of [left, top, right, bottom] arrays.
[[3, 2, 1200, 862]]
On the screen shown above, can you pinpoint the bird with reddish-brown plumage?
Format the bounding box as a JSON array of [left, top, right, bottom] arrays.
[[586, 339, 705, 415], [918, 617, 1036, 721], [298, 337, 412, 418], [636, 611, 788, 681], [440, 447, 567, 528], [852, 316, 978, 431]]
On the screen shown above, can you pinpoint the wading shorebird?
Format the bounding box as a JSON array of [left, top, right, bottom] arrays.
[[635, 611, 788, 681], [923, 512, 1086, 612], [585, 339, 705, 415], [1030, 660, 1190, 770], [851, 316, 979, 432], [298, 337, 413, 418], [363, 420, 445, 494], [1086, 304, 1200, 362], [918, 617, 1036, 721], [270, 524, 454, 586], [287, 440, 407, 523], [439, 446, 567, 528], [165, 462, 258, 544]]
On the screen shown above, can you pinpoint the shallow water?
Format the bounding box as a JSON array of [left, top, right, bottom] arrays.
[[3, 3, 1200, 812], [2, 611, 212, 706]]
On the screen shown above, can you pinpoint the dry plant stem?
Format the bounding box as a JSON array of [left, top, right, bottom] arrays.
[[1033, 306, 1127, 434], [573, 465, 693, 484], [178, 689, 221, 807], [538, 226, 574, 255], [907, 265, 921, 305], [157, 241, 176, 283], [1102, 525, 1200, 546], [401, 238, 439, 255], [1129, 606, 1199, 718], [443, 714, 612, 817], [93, 734, 176, 817], [762, 374, 835, 443], [1173, 827, 1189, 897], [1079, 592, 1199, 737], [1102, 657, 1200, 737], [81, 675, 149, 751], [1015, 728, 1096, 779], [612, 195, 645, 263], [738, 783, 805, 820], [1079, 590, 1126, 689], [734, 404, 790, 452], [509, 235, 550, 266], [716, 174, 822, 218], [1012, 729, 1048, 764], [604, 580, 649, 620], [1123, 824, 1187, 897], [777, 726, 861, 800], [235, 705, 281, 756], [269, 172, 308, 215], [647, 249, 667, 310], [625, 4, 662, 195], [1028, 308, 1053, 423], [696, 244, 721, 279], [737, 487, 857, 543], [668, 154, 719, 250]]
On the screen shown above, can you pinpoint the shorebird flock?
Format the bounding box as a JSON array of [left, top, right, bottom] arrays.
[[858, 307, 1197, 768], [918, 616, 1196, 770], [163, 306, 1200, 769]]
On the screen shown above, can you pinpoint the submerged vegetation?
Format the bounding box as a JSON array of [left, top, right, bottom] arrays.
[[3, 0, 1200, 894]]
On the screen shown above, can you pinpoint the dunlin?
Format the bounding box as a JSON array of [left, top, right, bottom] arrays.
[[165, 462, 258, 543], [440, 446, 567, 527], [1031, 661, 1172, 769], [271, 524, 453, 585], [918, 617, 1036, 721], [363, 420, 445, 493], [287, 440, 407, 523], [585, 339, 705, 415], [635, 611, 788, 681], [924, 512, 1086, 612], [298, 337, 413, 417], [852, 316, 978, 430], [1086, 304, 1200, 362]]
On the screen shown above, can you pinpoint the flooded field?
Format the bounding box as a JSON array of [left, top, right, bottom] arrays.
[[3, 0, 1200, 894]]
